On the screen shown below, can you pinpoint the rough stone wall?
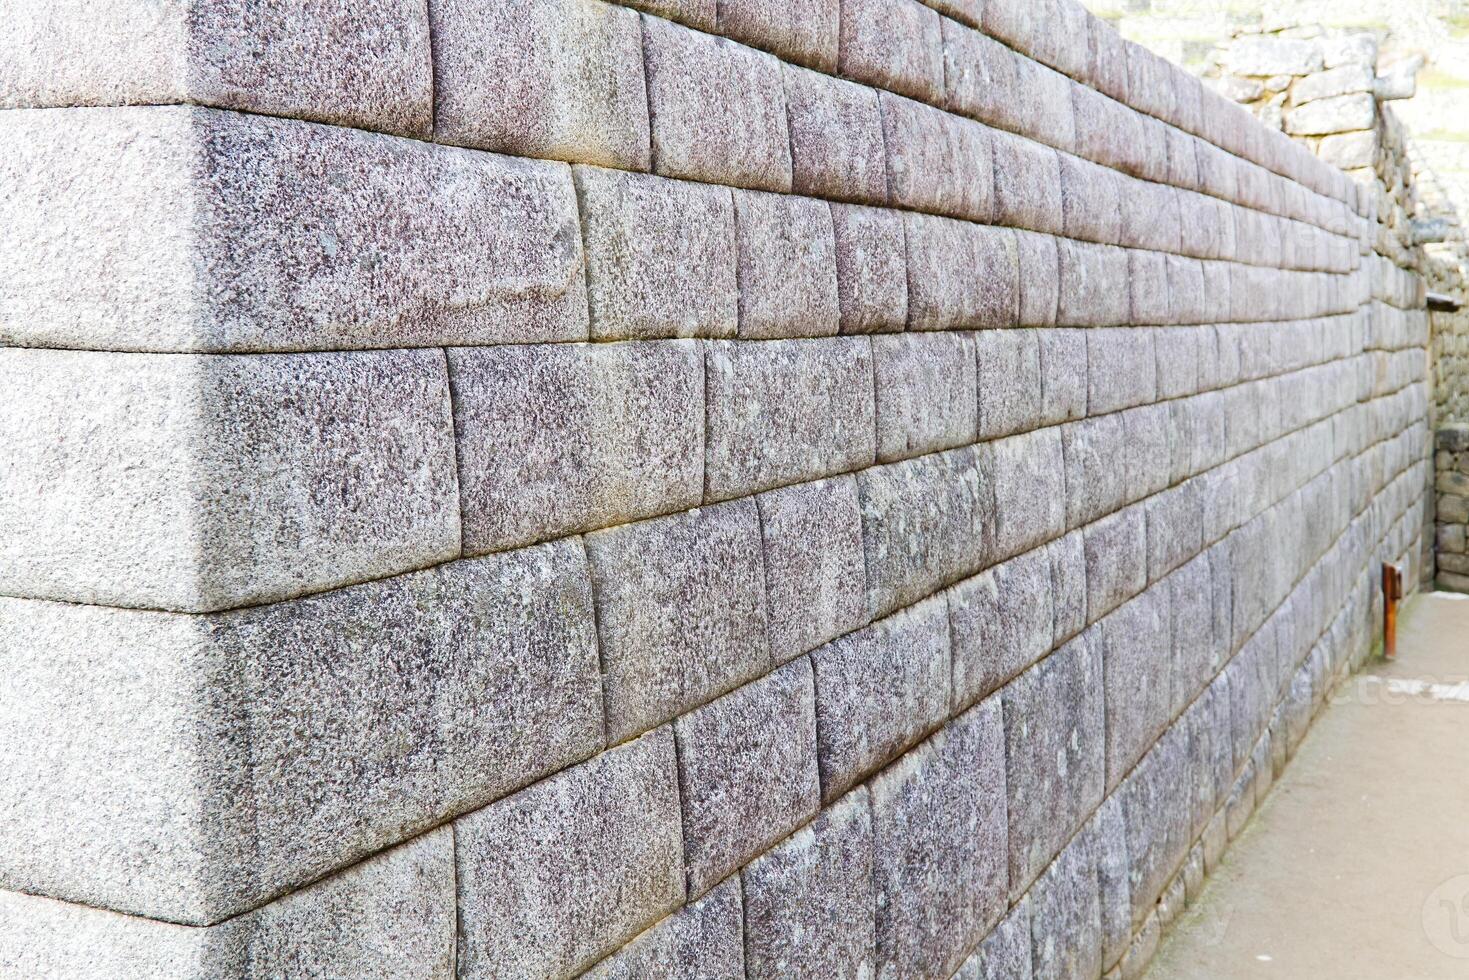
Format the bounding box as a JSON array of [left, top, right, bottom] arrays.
[[1434, 425, 1469, 590], [0, 1, 1430, 978]]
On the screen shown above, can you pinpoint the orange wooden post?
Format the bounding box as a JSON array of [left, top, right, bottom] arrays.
[[1382, 563, 1402, 660]]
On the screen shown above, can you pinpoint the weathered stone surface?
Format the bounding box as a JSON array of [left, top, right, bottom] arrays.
[[450, 341, 702, 553], [906, 215, 1019, 329], [1147, 482, 1205, 583], [0, 541, 602, 923], [1050, 530, 1090, 645], [1063, 414, 1129, 528], [456, 729, 686, 980], [733, 190, 840, 338], [839, 0, 944, 103], [1039, 328, 1090, 426], [881, 93, 994, 221], [1291, 64, 1374, 106], [1284, 93, 1375, 137], [0, 829, 456, 980], [676, 661, 819, 898], [1089, 328, 1159, 415], [831, 204, 909, 333], [587, 501, 770, 742], [1099, 588, 1174, 789], [1155, 326, 1201, 401], [873, 332, 979, 461], [1027, 826, 1103, 980], [1317, 130, 1378, 170], [871, 700, 1009, 979], [705, 338, 876, 500], [811, 595, 952, 800], [944, 22, 1076, 152], [1, 107, 589, 351], [1119, 178, 1182, 254], [1128, 250, 1171, 326], [1003, 636, 1106, 899], [1222, 37, 1324, 77], [949, 545, 1056, 709], [1057, 239, 1129, 327], [993, 130, 1064, 235], [0, 348, 458, 613], [742, 788, 877, 979], [991, 428, 1068, 562], [1058, 152, 1123, 245], [955, 902, 1033, 980], [717, 0, 839, 70], [784, 65, 887, 203], [431, 0, 649, 169], [1017, 231, 1062, 327], [620, 0, 716, 31], [757, 476, 869, 663], [858, 446, 995, 617], [642, 16, 791, 191], [1091, 794, 1132, 970], [575, 165, 737, 339], [581, 877, 744, 979], [975, 328, 1042, 439], [1167, 552, 1221, 708], [1118, 725, 1193, 931], [1, 0, 433, 137], [1085, 505, 1149, 625]]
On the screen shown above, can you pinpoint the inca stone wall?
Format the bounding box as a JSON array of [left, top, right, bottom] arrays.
[[1435, 425, 1469, 590], [0, 1, 1430, 978]]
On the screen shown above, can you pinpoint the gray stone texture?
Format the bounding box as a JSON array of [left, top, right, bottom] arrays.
[[858, 446, 995, 618], [1050, 530, 1091, 645], [1, 0, 433, 136], [455, 729, 685, 980], [0, 348, 459, 614], [991, 427, 1068, 562], [1017, 231, 1062, 328], [906, 215, 1019, 330], [873, 332, 979, 462], [956, 902, 1033, 980], [1027, 826, 1104, 980], [944, 20, 1075, 152], [717, 0, 839, 71], [0, 829, 455, 980], [881, 92, 994, 221], [431, 0, 649, 169], [949, 545, 1057, 709], [871, 700, 1009, 979], [784, 66, 887, 204], [831, 204, 910, 333], [705, 338, 877, 500], [839, 0, 945, 103], [1100, 587, 1175, 789], [619, 0, 716, 31], [575, 165, 737, 340], [1003, 635, 1107, 899], [1285, 93, 1376, 137], [757, 476, 869, 664], [450, 341, 703, 553], [1119, 726, 1194, 931], [674, 660, 820, 899], [733, 190, 841, 338], [1092, 794, 1133, 970], [581, 877, 744, 980], [976, 328, 1044, 439], [742, 788, 878, 979], [642, 16, 792, 191], [811, 595, 952, 801], [1, 107, 589, 352], [1085, 505, 1149, 625], [1040, 328, 1091, 425], [586, 501, 770, 743], [1058, 239, 1130, 327], [993, 130, 1065, 235]]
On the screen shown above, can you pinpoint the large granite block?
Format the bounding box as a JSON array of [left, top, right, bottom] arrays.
[[832, 204, 910, 333], [0, 541, 602, 923], [675, 661, 820, 899], [1166, 552, 1220, 711], [811, 596, 952, 800], [1039, 328, 1090, 426], [1085, 505, 1149, 624], [881, 93, 994, 221], [1063, 414, 1130, 529], [717, 0, 839, 70], [1155, 327, 1201, 402], [784, 65, 887, 203], [456, 729, 686, 979], [1058, 152, 1124, 245], [1119, 179, 1182, 254], [1099, 587, 1174, 789], [575, 166, 737, 339], [742, 788, 877, 979], [949, 545, 1057, 709], [955, 902, 1033, 980], [705, 338, 876, 500], [1118, 726, 1193, 930], [976, 328, 1044, 439], [581, 878, 744, 979], [586, 501, 770, 742], [992, 130, 1065, 235], [873, 332, 979, 461], [871, 700, 1009, 979], [642, 16, 791, 191], [1, 0, 432, 136], [733, 190, 840, 338], [839, 0, 945, 102], [620, 0, 716, 30], [431, 0, 649, 169], [1091, 794, 1133, 970], [1147, 481, 1205, 583], [1002, 636, 1106, 899], [1089, 327, 1159, 417], [1027, 826, 1103, 980], [758, 476, 869, 664], [1017, 231, 1062, 327], [858, 446, 995, 617], [1, 107, 588, 351], [0, 348, 458, 613], [944, 22, 1076, 152], [1049, 530, 1090, 645], [906, 215, 1019, 330], [1128, 250, 1171, 327], [0, 829, 455, 980], [450, 341, 702, 553], [991, 428, 1068, 562], [1057, 239, 1129, 327]]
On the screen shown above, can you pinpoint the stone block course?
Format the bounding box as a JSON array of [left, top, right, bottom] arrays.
[[839, 0, 945, 104], [733, 190, 841, 339], [880, 93, 994, 221], [949, 545, 1058, 709], [873, 332, 979, 462], [716, 0, 839, 71], [906, 215, 1019, 330], [831, 204, 910, 332], [581, 877, 744, 978], [783, 66, 888, 204]]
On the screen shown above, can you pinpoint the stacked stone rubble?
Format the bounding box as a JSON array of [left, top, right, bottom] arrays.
[[1435, 425, 1469, 593], [0, 1, 1431, 978]]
